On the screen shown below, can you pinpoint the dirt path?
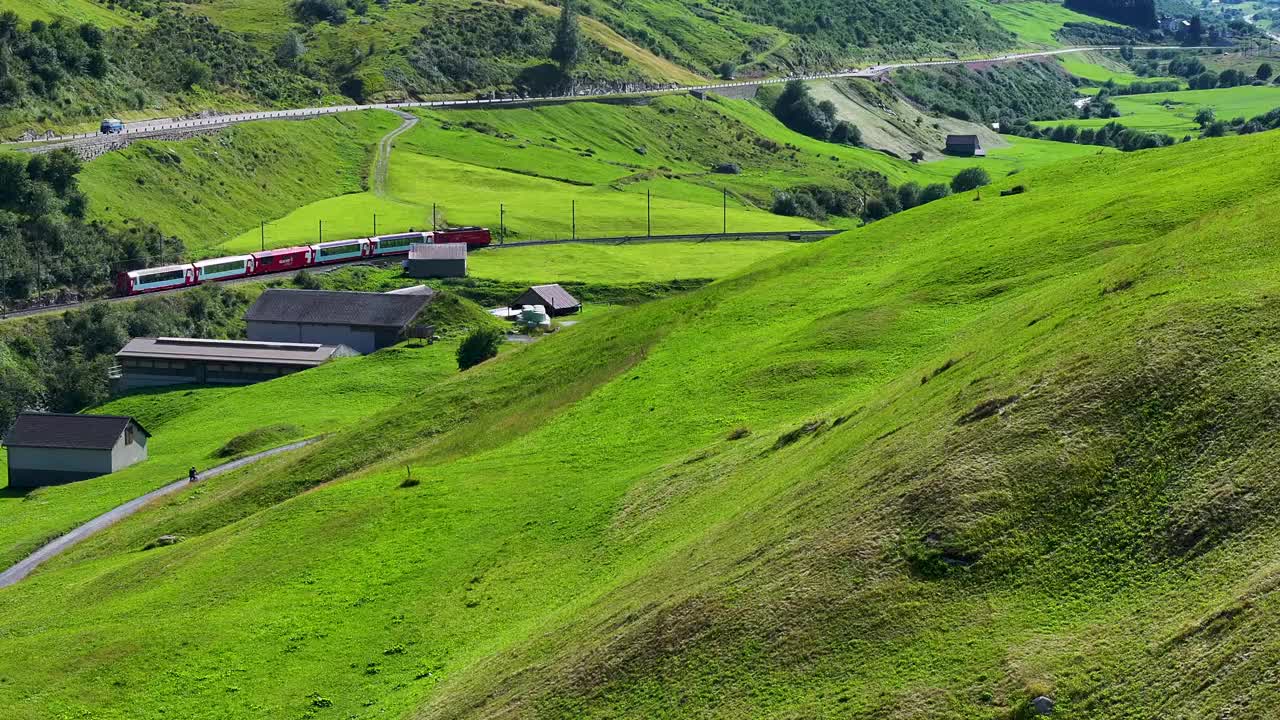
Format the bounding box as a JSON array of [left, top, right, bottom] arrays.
[[373, 111, 418, 198], [0, 438, 319, 590]]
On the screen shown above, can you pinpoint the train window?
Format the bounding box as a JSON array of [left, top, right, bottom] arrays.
[[203, 261, 245, 275], [320, 244, 357, 258], [141, 269, 185, 284]]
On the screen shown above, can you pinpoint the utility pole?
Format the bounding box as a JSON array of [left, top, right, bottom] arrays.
[[646, 189, 652, 238]]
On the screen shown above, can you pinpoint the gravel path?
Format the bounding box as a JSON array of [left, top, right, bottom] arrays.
[[373, 111, 419, 198], [0, 438, 320, 590]]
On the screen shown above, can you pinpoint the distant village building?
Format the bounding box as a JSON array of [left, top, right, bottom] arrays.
[[510, 284, 582, 317], [115, 337, 356, 391], [944, 135, 985, 157], [245, 289, 434, 354], [3, 413, 150, 489], [405, 243, 467, 279]]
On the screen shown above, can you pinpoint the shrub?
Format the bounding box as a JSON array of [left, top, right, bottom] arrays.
[[920, 183, 951, 204], [950, 167, 991, 193], [457, 327, 504, 370]]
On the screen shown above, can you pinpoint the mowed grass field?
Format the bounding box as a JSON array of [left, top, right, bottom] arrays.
[[1039, 85, 1280, 132], [0, 342, 458, 570], [467, 240, 800, 283], [976, 0, 1121, 47], [7, 126, 1280, 719]]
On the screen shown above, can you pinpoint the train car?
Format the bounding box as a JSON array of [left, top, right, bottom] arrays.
[[117, 264, 196, 296], [311, 238, 371, 265], [252, 246, 314, 276], [370, 232, 429, 257], [434, 227, 492, 248], [194, 255, 255, 283]]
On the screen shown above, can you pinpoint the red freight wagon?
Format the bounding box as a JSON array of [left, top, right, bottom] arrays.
[[434, 227, 492, 248], [252, 246, 314, 276]]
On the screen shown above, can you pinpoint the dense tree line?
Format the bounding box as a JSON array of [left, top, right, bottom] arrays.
[[0, 285, 252, 432], [765, 81, 862, 145], [1004, 119, 1175, 151], [1064, 0, 1157, 28], [0, 149, 178, 304], [893, 61, 1078, 126], [771, 166, 992, 224]]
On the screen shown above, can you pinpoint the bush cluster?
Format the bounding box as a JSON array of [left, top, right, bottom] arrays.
[[768, 81, 861, 145], [894, 62, 1078, 126], [0, 149, 180, 303]]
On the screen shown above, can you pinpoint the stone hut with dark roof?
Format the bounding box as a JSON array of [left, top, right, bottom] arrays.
[[3, 413, 150, 489], [510, 284, 582, 317], [245, 289, 434, 354]]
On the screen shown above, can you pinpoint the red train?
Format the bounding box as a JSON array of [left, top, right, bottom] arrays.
[[116, 228, 491, 296]]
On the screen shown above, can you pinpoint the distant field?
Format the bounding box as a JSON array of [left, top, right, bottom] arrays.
[[467, 241, 800, 284], [1058, 52, 1181, 86], [976, 0, 1121, 47], [0, 0, 133, 27], [0, 343, 458, 570], [1036, 85, 1280, 132]]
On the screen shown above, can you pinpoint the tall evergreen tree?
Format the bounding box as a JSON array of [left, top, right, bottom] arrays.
[[550, 0, 582, 79]]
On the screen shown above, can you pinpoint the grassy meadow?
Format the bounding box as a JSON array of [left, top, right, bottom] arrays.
[[976, 0, 1121, 47], [0, 341, 458, 570], [1041, 85, 1280, 133], [4, 122, 1280, 718]]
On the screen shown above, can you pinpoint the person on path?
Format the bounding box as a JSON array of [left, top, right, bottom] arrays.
[[189, 466, 198, 483]]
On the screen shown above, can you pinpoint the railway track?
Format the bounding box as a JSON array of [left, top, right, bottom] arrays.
[[0, 230, 834, 321]]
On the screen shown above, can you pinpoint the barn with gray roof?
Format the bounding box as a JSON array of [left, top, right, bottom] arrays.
[[3, 413, 150, 489], [245, 289, 434, 354]]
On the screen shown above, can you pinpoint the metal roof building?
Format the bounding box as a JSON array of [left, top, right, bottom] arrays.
[[405, 243, 468, 279], [510, 284, 582, 316], [3, 413, 150, 488], [114, 337, 356, 391], [245, 289, 434, 354]]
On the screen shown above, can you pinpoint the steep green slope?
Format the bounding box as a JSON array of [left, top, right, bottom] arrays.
[[79, 111, 398, 252], [2, 130, 1280, 719]]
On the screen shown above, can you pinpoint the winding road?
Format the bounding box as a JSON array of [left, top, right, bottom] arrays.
[[0, 438, 319, 590], [6, 45, 1222, 153]]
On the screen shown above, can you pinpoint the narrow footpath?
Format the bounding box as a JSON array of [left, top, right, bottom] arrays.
[[373, 111, 419, 198], [0, 438, 319, 590]]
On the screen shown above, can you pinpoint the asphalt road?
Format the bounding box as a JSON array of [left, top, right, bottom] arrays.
[[5, 45, 1220, 152], [0, 438, 319, 590]]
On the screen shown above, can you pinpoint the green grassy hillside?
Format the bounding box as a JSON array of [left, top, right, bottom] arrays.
[[3, 126, 1280, 719], [80, 111, 399, 253]]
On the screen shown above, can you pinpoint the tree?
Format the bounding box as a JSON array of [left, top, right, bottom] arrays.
[[920, 183, 952, 204], [550, 0, 582, 77], [1194, 107, 1216, 127], [457, 327, 504, 370], [830, 121, 861, 145], [1257, 63, 1273, 81], [897, 182, 921, 210], [276, 31, 307, 67], [951, 167, 991, 193]]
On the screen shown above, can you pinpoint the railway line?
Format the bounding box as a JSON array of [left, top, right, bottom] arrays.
[[5, 46, 1221, 154], [0, 230, 835, 322]]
